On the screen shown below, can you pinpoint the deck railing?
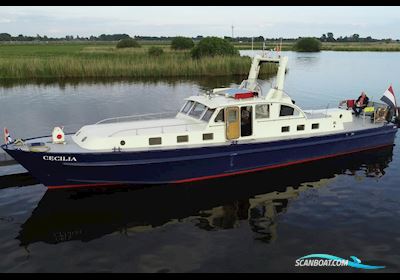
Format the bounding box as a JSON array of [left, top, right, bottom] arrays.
[[96, 111, 177, 125], [108, 122, 206, 137]]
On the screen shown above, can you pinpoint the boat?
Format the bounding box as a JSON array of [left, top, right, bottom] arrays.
[[16, 146, 394, 246], [1, 53, 398, 190]]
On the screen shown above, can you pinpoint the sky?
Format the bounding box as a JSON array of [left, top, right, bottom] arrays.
[[1, 6, 400, 39]]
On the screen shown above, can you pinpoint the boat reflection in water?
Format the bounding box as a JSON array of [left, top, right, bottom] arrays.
[[17, 146, 394, 247]]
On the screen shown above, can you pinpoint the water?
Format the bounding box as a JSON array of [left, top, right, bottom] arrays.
[[1, 51, 400, 272]]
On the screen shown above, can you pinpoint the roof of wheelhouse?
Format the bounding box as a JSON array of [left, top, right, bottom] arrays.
[[186, 93, 295, 109]]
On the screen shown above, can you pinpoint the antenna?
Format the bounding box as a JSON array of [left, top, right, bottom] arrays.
[[262, 39, 267, 57], [251, 37, 254, 57]]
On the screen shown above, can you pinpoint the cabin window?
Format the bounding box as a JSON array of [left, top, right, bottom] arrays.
[[279, 105, 294, 116], [81, 137, 87, 142], [228, 109, 238, 122], [297, 125, 305, 131], [181, 101, 194, 114], [281, 126, 290, 132], [149, 137, 162, 145], [203, 133, 213, 140], [312, 123, 319, 129], [241, 106, 253, 137], [255, 104, 270, 119], [214, 109, 225, 123], [201, 108, 215, 122], [177, 135, 189, 143], [189, 102, 207, 119]]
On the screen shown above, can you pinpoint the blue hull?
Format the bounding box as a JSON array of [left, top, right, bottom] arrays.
[[2, 124, 398, 189]]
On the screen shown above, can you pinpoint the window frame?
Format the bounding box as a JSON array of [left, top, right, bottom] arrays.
[[181, 100, 195, 114], [201, 108, 216, 122], [149, 137, 162, 145], [297, 124, 305, 131], [177, 135, 189, 143], [188, 102, 208, 119], [255, 104, 270, 119], [279, 104, 301, 117], [214, 108, 225, 123]]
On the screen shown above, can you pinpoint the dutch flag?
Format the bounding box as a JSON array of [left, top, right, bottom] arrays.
[[3, 128, 13, 145], [380, 85, 398, 116]]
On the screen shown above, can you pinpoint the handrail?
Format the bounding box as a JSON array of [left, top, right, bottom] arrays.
[[108, 122, 206, 137], [96, 111, 177, 125]]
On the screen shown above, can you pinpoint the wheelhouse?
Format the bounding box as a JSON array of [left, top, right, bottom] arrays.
[[69, 54, 352, 152]]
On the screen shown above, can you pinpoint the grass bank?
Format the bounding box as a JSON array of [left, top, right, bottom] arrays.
[[0, 44, 277, 80], [320, 42, 400, 51]]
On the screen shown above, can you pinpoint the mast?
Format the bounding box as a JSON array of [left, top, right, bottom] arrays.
[[245, 55, 289, 102]]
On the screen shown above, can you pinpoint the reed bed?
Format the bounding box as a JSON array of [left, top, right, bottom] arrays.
[[0, 44, 277, 80], [321, 42, 400, 52], [234, 42, 400, 52]]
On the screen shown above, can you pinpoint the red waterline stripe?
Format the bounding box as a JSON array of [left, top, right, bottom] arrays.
[[48, 182, 124, 190], [47, 143, 393, 190]]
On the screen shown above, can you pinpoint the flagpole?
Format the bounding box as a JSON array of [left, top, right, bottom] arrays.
[[391, 83, 399, 117]]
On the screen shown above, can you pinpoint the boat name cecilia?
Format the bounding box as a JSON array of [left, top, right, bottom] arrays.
[[43, 155, 77, 162]]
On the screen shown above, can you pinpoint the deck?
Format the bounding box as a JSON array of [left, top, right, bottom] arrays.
[[3, 110, 389, 156]]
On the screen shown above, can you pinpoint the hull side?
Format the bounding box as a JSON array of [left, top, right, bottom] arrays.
[[2, 124, 397, 189]]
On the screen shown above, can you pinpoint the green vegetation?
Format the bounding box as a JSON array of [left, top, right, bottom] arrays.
[[0, 43, 277, 80], [320, 42, 400, 52], [233, 41, 400, 52], [191, 37, 239, 59], [148, 46, 164, 56], [116, 38, 141, 49], [171, 37, 194, 50], [2, 32, 397, 44], [293, 38, 322, 52]]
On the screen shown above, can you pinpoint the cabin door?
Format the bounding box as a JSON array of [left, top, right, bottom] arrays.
[[225, 107, 240, 140]]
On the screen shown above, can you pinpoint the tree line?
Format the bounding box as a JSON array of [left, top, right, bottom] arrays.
[[319, 32, 396, 43], [0, 32, 398, 43]]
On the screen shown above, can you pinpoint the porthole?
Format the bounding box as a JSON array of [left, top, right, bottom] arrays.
[[120, 140, 126, 146], [339, 114, 343, 119]]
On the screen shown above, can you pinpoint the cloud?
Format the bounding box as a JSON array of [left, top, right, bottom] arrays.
[[0, 6, 399, 39], [0, 18, 13, 23]]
